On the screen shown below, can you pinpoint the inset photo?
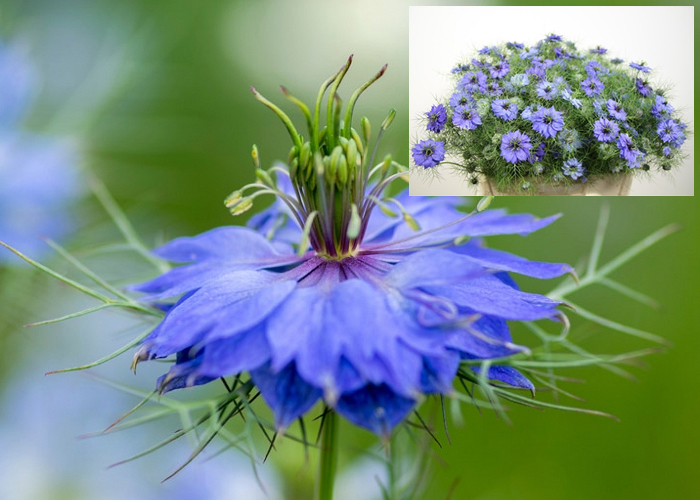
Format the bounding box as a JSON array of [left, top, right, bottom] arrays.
[[408, 6, 694, 196]]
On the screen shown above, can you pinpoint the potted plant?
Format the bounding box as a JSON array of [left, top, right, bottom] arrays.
[[411, 34, 690, 195]]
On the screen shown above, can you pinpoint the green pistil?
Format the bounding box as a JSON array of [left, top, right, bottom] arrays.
[[241, 58, 401, 261]]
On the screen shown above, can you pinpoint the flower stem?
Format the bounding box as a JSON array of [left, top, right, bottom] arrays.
[[317, 410, 339, 500]]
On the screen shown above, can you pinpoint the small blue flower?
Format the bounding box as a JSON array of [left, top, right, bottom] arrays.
[[611, 57, 624, 64], [657, 119, 682, 143], [536, 80, 558, 100], [426, 104, 447, 133], [459, 71, 487, 93], [485, 81, 502, 96], [546, 34, 563, 43], [663, 146, 672, 157], [500, 130, 532, 164], [507, 42, 525, 50], [412, 139, 445, 168], [607, 99, 627, 121], [491, 99, 518, 121], [590, 46, 607, 55], [489, 60, 510, 79], [593, 118, 620, 143], [629, 61, 651, 73], [531, 106, 564, 138], [635, 78, 652, 97], [562, 158, 586, 180], [449, 91, 473, 109], [581, 76, 604, 97], [651, 94, 674, 119], [453, 105, 482, 130]]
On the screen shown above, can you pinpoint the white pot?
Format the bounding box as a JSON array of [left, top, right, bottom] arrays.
[[479, 175, 633, 196]]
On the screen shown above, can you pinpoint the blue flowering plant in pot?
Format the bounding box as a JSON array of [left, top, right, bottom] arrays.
[[411, 34, 690, 195]]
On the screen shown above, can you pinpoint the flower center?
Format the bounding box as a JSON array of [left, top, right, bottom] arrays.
[[230, 57, 406, 262]]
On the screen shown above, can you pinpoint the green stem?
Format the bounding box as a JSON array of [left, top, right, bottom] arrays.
[[317, 411, 339, 500]]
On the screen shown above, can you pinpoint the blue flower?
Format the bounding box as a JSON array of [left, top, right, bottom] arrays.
[[581, 76, 604, 97], [651, 94, 674, 119], [611, 57, 624, 64], [489, 60, 510, 79], [500, 130, 532, 164], [635, 78, 652, 97], [485, 81, 502, 96], [412, 139, 445, 168], [546, 34, 563, 43], [531, 106, 564, 138], [459, 71, 487, 93], [590, 46, 607, 55], [129, 64, 573, 436], [491, 99, 518, 121], [593, 118, 620, 143], [606, 99, 627, 121], [629, 61, 651, 73], [536, 80, 558, 100], [0, 39, 82, 263], [449, 91, 473, 109], [453, 105, 482, 130], [507, 42, 524, 50], [426, 104, 447, 133], [562, 158, 586, 180], [657, 119, 682, 143]]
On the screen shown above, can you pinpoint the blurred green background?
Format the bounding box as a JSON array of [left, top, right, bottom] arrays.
[[0, 1, 698, 499]]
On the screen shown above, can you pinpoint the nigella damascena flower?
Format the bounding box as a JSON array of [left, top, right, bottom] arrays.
[[635, 78, 652, 97], [651, 94, 674, 119], [0, 38, 81, 262], [606, 99, 627, 121], [449, 91, 473, 109], [453, 105, 482, 130], [489, 60, 510, 79], [491, 99, 517, 121], [425, 104, 447, 133], [593, 118, 620, 143], [629, 61, 651, 73], [581, 76, 604, 97], [562, 158, 586, 180], [657, 119, 682, 144], [531, 106, 564, 139], [412, 139, 445, 168], [536, 80, 558, 100], [500, 130, 532, 164], [458, 71, 487, 93], [129, 59, 573, 435]]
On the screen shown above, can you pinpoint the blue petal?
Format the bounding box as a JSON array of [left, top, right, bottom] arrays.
[[419, 355, 460, 393], [452, 239, 574, 279], [153, 226, 292, 264], [383, 248, 485, 289], [446, 314, 522, 359], [335, 384, 416, 436], [365, 195, 561, 249], [156, 349, 217, 393], [198, 323, 271, 378], [426, 275, 561, 321], [251, 362, 322, 430], [143, 272, 296, 357], [471, 365, 535, 391]]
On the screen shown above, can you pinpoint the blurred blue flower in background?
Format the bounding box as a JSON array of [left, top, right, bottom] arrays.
[[0, 39, 82, 263]]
